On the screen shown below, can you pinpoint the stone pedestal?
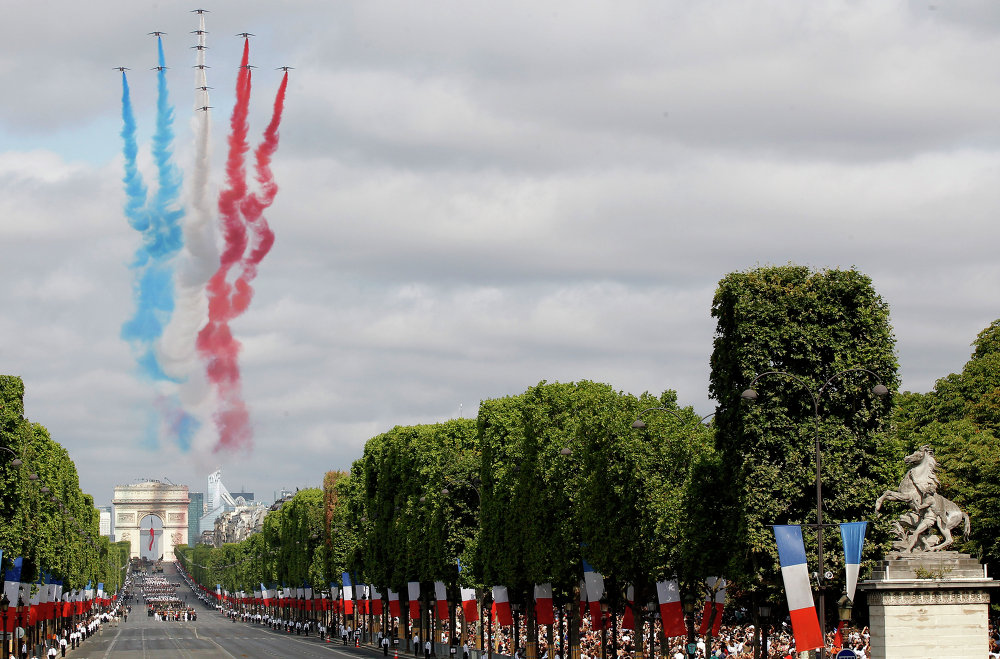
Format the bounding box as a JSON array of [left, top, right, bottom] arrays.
[[859, 552, 996, 659]]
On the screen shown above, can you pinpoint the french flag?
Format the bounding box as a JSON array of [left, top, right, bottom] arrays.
[[656, 578, 686, 637], [697, 577, 726, 636], [434, 581, 449, 620], [622, 585, 635, 630], [460, 588, 479, 622], [840, 521, 867, 602], [774, 525, 823, 652], [534, 583, 554, 625], [492, 586, 513, 626], [371, 587, 384, 615], [342, 573, 354, 615], [582, 559, 604, 631], [408, 582, 421, 620], [388, 589, 401, 618]]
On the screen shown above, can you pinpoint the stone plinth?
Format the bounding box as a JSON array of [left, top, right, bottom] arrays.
[[860, 552, 997, 659]]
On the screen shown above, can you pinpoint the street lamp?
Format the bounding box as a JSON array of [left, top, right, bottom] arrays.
[[0, 446, 22, 466], [741, 367, 888, 659], [681, 594, 697, 659], [757, 604, 771, 659], [837, 594, 853, 625]]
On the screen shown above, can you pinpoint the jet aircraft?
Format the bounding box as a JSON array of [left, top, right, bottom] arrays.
[[191, 45, 208, 51], [196, 106, 213, 112], [151, 66, 168, 71], [191, 8, 209, 13], [276, 66, 294, 71], [235, 32, 255, 38], [148, 31, 167, 36], [113, 66, 130, 72]]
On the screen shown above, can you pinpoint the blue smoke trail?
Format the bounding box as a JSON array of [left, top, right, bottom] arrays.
[[119, 44, 199, 448], [121, 38, 184, 381]]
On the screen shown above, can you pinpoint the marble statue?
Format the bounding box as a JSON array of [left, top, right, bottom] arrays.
[[875, 445, 970, 552]]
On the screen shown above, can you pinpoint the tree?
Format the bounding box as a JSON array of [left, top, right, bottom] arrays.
[[893, 318, 1000, 572], [708, 266, 900, 623]]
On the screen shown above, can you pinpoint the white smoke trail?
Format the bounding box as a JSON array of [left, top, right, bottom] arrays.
[[159, 13, 218, 450]]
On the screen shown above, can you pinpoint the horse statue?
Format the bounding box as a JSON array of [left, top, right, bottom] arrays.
[[875, 445, 970, 552]]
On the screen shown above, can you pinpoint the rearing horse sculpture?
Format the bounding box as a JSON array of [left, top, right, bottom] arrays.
[[875, 445, 970, 552]]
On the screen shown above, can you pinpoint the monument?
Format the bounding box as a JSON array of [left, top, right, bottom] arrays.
[[112, 480, 190, 561], [862, 445, 996, 659]]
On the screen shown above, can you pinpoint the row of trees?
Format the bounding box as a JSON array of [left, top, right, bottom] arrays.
[[185, 267, 966, 652], [0, 375, 130, 594]]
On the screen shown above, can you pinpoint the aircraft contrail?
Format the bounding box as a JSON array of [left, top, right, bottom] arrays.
[[160, 13, 219, 451], [197, 38, 254, 453]]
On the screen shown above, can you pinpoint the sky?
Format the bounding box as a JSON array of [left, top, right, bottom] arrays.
[[1, 0, 999, 508]]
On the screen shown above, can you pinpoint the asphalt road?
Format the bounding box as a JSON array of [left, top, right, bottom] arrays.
[[67, 565, 386, 659]]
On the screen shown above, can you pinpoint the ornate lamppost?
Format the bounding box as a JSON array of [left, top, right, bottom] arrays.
[[741, 368, 888, 658]]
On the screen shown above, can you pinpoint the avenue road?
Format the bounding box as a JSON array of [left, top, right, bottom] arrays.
[[69, 564, 382, 659]]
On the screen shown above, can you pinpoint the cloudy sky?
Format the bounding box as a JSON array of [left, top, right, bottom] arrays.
[[2, 0, 999, 508]]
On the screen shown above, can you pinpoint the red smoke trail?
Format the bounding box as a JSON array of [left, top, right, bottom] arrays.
[[197, 39, 254, 452], [232, 71, 288, 315]]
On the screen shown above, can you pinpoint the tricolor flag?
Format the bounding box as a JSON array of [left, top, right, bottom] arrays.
[[656, 578, 686, 638], [492, 586, 513, 626], [342, 573, 355, 615], [622, 585, 635, 630], [371, 587, 383, 615], [388, 589, 401, 618], [3, 556, 23, 606], [460, 587, 478, 622], [840, 521, 867, 602], [582, 559, 605, 630], [774, 525, 822, 652], [434, 581, 449, 620], [534, 583, 554, 625], [697, 578, 726, 636], [408, 582, 421, 619]]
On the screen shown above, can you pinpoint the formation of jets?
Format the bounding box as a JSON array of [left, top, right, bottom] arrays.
[[116, 25, 292, 81]]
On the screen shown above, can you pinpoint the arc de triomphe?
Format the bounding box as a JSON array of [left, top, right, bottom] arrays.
[[112, 481, 190, 561]]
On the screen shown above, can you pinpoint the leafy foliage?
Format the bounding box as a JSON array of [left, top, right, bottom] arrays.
[[708, 266, 900, 607], [0, 375, 125, 591], [894, 319, 1000, 570]]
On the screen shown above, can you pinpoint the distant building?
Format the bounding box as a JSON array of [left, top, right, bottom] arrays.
[[188, 492, 204, 546], [230, 491, 254, 502], [98, 506, 113, 540]]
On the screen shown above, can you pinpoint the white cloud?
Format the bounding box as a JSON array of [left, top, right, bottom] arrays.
[[1, 0, 999, 506]]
